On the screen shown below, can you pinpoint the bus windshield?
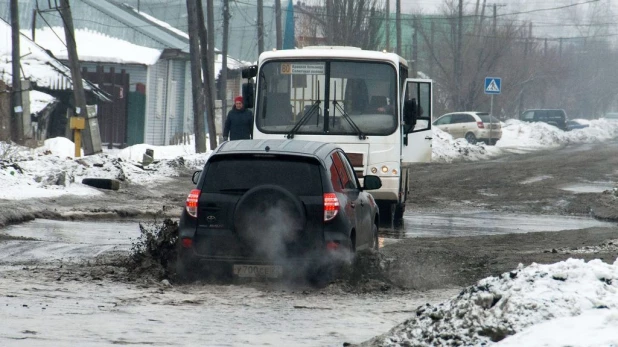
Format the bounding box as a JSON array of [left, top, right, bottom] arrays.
[[255, 60, 398, 136]]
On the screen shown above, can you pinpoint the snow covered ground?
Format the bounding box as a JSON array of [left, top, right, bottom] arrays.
[[1, 119, 618, 346], [370, 258, 618, 347]]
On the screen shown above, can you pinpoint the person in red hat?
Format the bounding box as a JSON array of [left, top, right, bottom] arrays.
[[223, 96, 253, 141]]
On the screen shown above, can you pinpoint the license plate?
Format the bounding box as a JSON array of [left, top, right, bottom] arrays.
[[233, 264, 283, 278]]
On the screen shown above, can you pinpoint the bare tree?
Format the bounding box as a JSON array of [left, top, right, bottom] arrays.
[[414, 1, 522, 115], [295, 0, 385, 50]]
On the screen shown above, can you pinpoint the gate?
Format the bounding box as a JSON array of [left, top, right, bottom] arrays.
[[83, 66, 130, 147]]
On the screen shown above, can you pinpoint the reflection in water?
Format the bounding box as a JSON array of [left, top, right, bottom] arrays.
[[559, 182, 614, 194], [379, 211, 616, 239]]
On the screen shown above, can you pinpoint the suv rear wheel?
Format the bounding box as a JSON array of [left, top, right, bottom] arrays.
[[234, 184, 306, 259]]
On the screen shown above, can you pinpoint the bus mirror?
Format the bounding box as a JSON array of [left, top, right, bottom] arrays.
[[242, 65, 257, 79], [242, 83, 255, 109]]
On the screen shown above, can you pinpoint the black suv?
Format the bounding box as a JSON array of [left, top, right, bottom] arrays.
[[520, 109, 567, 130], [177, 139, 382, 282]]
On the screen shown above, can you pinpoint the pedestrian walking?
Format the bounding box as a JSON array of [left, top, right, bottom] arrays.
[[223, 96, 253, 141]]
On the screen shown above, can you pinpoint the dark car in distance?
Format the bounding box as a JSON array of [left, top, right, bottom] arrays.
[[565, 119, 590, 131], [520, 109, 567, 130], [177, 139, 382, 284]]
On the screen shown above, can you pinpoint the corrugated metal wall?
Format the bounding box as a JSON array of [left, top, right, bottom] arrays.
[[144, 59, 188, 145], [145, 60, 167, 145], [167, 60, 185, 144], [183, 61, 193, 134]]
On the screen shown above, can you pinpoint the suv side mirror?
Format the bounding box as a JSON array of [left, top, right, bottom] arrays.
[[192, 170, 202, 185], [363, 175, 382, 190]]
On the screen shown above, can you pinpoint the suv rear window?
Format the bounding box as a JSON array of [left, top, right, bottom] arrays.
[[202, 155, 322, 195], [478, 115, 500, 123]]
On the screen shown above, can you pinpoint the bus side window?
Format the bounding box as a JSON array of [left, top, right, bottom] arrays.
[[403, 81, 430, 133]]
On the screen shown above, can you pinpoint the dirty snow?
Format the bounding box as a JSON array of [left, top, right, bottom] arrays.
[[370, 258, 618, 347], [0, 137, 210, 200], [432, 118, 618, 163]]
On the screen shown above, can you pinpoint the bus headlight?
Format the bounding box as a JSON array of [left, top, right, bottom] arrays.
[[381, 166, 389, 173], [392, 169, 398, 175], [371, 167, 378, 174]]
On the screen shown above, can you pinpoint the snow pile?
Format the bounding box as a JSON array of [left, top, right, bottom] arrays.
[[431, 128, 500, 163], [371, 258, 618, 347], [0, 20, 95, 92], [33, 27, 162, 66], [433, 119, 618, 162], [0, 137, 210, 200], [30, 91, 57, 114]]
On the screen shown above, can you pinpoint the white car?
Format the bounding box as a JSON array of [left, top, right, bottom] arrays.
[[432, 112, 502, 145]]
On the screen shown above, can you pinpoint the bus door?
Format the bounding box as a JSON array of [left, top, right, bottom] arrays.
[[401, 79, 432, 164]]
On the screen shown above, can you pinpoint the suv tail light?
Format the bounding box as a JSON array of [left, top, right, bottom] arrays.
[[185, 189, 201, 218], [323, 193, 340, 221], [477, 121, 485, 129]]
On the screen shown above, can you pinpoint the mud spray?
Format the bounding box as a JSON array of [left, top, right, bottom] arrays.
[[126, 217, 396, 292], [127, 218, 179, 281]]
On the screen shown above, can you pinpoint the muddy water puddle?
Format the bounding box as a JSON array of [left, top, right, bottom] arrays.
[[380, 211, 616, 240], [0, 219, 142, 264]]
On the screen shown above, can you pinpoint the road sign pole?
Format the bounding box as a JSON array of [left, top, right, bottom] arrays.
[[484, 77, 501, 145], [489, 94, 493, 145]]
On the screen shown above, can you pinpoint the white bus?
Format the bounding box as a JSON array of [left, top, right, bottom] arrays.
[[243, 46, 432, 220]]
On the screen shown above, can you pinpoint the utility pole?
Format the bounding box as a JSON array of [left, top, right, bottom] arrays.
[[477, 0, 486, 37], [221, 0, 230, 124], [326, 0, 333, 45], [412, 18, 418, 77], [31, 9, 37, 42], [59, 0, 101, 154], [257, 0, 264, 55], [396, 0, 401, 55], [493, 4, 497, 36], [196, 0, 217, 150], [186, 0, 206, 153], [524, 22, 532, 57], [544, 38, 548, 57], [206, 0, 215, 114], [275, 0, 282, 49], [10, 0, 23, 144], [457, 0, 463, 110], [385, 0, 390, 51], [429, 21, 435, 77]]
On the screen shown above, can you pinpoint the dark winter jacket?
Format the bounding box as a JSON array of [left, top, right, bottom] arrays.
[[223, 107, 253, 140]]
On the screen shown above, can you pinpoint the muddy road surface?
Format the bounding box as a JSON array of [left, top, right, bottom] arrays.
[[0, 141, 617, 346]]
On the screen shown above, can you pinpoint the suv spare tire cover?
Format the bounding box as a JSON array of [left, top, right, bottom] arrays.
[[233, 184, 307, 257]]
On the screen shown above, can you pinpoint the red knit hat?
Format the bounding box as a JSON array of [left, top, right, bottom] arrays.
[[234, 96, 243, 103]]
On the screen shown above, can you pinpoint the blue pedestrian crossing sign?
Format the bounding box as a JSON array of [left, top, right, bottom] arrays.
[[484, 77, 501, 95]]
